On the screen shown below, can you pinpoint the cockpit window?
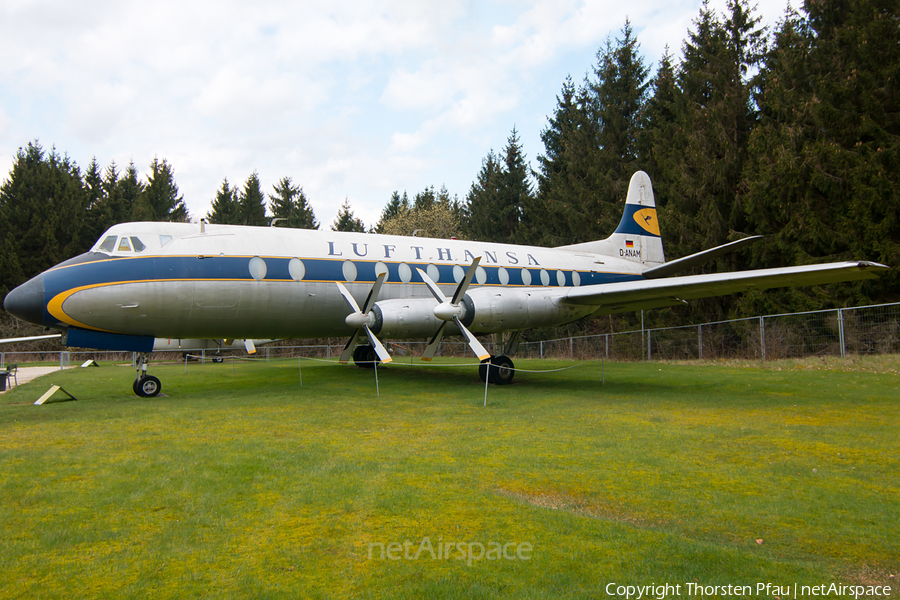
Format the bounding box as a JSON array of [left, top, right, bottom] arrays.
[[117, 237, 132, 252], [130, 237, 146, 252], [99, 236, 117, 252]]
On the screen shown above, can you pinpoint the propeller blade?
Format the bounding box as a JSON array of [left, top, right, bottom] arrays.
[[339, 329, 362, 364], [421, 322, 447, 361], [415, 268, 447, 303], [453, 316, 490, 360], [362, 272, 387, 314], [335, 281, 361, 313], [451, 256, 481, 305], [363, 325, 393, 364]]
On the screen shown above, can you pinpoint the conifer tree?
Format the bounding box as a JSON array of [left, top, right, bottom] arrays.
[[269, 176, 319, 229], [132, 157, 189, 222], [331, 199, 366, 232], [464, 149, 503, 242], [742, 0, 900, 308], [373, 191, 410, 233], [207, 178, 241, 224], [238, 171, 267, 226], [0, 141, 90, 293]]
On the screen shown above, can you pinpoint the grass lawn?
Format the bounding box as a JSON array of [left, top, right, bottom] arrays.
[[1, 355, 897, 599]]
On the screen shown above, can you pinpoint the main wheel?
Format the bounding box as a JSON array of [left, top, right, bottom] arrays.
[[353, 344, 379, 368], [478, 357, 493, 382], [135, 375, 162, 397], [490, 355, 515, 385]]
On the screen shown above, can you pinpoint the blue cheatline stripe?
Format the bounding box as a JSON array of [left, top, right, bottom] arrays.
[[42, 255, 643, 299]]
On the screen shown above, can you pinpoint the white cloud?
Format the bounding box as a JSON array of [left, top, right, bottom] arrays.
[[0, 0, 794, 228]]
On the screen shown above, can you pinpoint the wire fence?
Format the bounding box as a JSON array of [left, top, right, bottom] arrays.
[[1, 302, 898, 368]]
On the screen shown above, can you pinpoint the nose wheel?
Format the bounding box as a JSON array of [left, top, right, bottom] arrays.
[[133, 375, 162, 397], [133, 353, 162, 397]]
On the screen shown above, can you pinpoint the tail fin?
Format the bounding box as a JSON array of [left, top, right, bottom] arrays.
[[556, 171, 665, 268]]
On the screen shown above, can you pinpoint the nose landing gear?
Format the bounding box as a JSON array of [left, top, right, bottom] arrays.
[[133, 353, 162, 397]]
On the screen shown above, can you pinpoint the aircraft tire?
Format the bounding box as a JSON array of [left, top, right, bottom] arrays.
[[490, 355, 515, 385], [135, 375, 162, 398], [353, 344, 378, 369], [478, 357, 493, 382]]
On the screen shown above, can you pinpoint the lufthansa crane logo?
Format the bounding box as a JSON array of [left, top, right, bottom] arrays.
[[633, 208, 659, 236]]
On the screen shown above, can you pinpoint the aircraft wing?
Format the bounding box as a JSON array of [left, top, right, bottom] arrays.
[[561, 261, 889, 314]]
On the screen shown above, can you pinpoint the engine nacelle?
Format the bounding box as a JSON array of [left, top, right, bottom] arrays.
[[461, 287, 594, 333], [371, 298, 445, 339]]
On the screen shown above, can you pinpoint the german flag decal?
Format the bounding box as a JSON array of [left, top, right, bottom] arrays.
[[625, 240, 634, 248]]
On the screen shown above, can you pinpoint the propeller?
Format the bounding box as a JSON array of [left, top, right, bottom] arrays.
[[416, 258, 490, 361], [336, 272, 393, 365]]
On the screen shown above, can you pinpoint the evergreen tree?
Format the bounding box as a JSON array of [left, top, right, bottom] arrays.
[[523, 22, 649, 246], [496, 127, 532, 242], [269, 176, 319, 229], [741, 0, 900, 309], [592, 19, 650, 204], [464, 149, 503, 241], [132, 157, 189, 222], [238, 171, 267, 226], [523, 77, 597, 246], [464, 128, 532, 243], [638, 47, 679, 215], [92, 161, 138, 233], [331, 199, 366, 232], [0, 141, 90, 294], [83, 157, 105, 242], [656, 0, 765, 298], [207, 178, 241, 224], [373, 191, 410, 233]]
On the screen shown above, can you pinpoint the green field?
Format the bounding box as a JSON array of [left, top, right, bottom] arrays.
[[1, 356, 898, 599]]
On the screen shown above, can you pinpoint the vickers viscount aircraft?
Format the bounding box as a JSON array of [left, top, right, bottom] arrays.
[[3, 171, 888, 397]]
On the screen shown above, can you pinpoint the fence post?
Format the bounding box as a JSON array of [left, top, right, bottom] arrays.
[[838, 308, 846, 357], [569, 336, 573, 358], [540, 341, 544, 360], [647, 329, 652, 361], [760, 316, 766, 360], [605, 334, 609, 360], [698, 324, 703, 360]]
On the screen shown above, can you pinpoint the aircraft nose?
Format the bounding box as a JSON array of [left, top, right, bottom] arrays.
[[3, 274, 46, 327]]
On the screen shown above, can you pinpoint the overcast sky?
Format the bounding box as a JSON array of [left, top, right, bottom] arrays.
[[0, 0, 792, 231]]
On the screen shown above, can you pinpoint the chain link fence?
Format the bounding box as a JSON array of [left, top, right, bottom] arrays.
[[1, 302, 898, 368]]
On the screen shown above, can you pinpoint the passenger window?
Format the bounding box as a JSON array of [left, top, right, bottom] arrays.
[[117, 237, 132, 252], [99, 236, 117, 252], [130, 237, 146, 252], [159, 235, 173, 247]]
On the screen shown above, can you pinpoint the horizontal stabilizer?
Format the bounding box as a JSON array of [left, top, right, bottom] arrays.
[[562, 261, 889, 313], [643, 235, 764, 279]]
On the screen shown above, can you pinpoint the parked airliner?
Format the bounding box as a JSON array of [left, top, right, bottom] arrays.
[[3, 172, 888, 396]]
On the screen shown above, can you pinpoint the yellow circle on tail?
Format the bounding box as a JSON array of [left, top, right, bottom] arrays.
[[633, 208, 660, 235]]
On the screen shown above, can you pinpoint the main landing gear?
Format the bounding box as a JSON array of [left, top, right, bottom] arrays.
[[352, 344, 382, 369], [133, 353, 162, 397], [479, 355, 515, 385]]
